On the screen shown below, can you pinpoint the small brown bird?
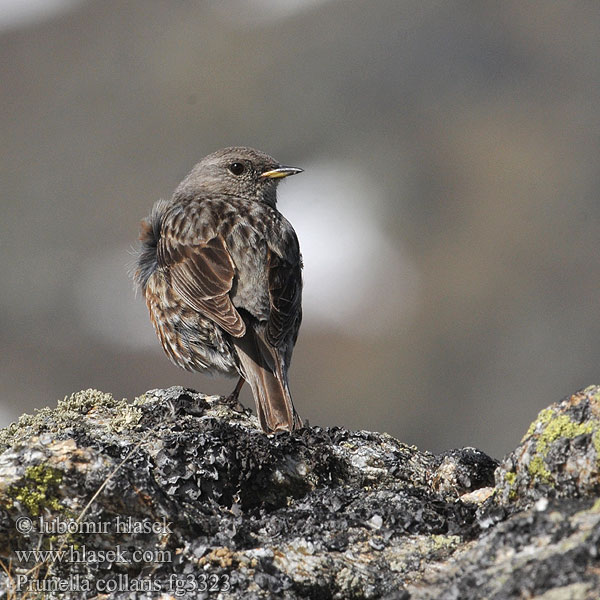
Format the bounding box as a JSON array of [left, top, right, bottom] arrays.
[[134, 147, 304, 433]]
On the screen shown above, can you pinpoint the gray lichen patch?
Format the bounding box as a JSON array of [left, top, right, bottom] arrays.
[[0, 389, 144, 452]]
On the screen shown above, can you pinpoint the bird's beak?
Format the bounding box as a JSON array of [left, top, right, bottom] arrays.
[[261, 166, 304, 179]]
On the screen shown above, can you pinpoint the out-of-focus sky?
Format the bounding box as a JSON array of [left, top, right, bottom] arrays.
[[2, 0, 600, 458]]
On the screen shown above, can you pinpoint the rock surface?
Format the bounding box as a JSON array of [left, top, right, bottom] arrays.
[[0, 385, 599, 599]]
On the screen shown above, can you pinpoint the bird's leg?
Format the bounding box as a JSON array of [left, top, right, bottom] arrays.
[[223, 377, 245, 411]]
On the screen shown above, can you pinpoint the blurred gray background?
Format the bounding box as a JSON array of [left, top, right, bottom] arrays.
[[2, 0, 600, 458]]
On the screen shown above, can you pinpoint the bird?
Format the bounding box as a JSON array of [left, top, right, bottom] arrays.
[[134, 147, 304, 433]]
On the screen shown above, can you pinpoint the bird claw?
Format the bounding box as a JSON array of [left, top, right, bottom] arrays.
[[221, 391, 246, 414]]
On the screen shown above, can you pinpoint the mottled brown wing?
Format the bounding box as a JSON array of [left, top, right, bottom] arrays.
[[157, 230, 246, 338], [266, 249, 302, 347]]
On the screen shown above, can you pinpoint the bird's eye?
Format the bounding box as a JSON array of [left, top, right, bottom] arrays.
[[229, 162, 245, 176]]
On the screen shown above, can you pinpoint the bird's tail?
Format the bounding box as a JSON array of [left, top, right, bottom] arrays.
[[232, 329, 302, 433]]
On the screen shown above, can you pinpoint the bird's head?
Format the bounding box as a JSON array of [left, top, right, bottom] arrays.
[[175, 146, 303, 208]]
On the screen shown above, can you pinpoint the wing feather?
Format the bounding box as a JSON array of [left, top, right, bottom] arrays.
[[266, 248, 302, 347], [158, 222, 246, 338]]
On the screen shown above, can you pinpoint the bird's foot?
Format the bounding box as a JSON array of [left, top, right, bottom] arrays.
[[221, 377, 246, 413], [222, 393, 246, 413]]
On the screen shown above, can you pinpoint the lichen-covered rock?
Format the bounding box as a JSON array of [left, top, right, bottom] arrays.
[[496, 385, 600, 506], [0, 385, 599, 599], [0, 387, 495, 599], [408, 497, 600, 599]]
